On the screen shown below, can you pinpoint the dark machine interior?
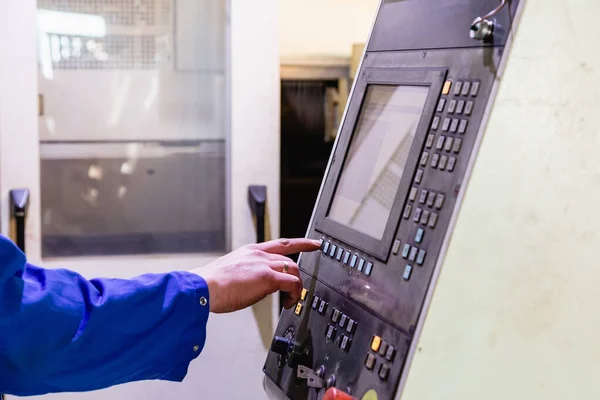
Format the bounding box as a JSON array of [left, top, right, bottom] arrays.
[[280, 80, 336, 260]]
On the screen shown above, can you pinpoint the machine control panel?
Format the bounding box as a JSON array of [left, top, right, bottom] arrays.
[[264, 1, 521, 399]]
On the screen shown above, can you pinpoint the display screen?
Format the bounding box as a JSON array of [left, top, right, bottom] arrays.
[[328, 84, 430, 240]]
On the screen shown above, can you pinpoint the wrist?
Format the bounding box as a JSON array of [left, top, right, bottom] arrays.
[[203, 273, 222, 313]]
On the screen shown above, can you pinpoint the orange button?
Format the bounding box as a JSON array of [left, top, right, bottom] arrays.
[[295, 302, 303, 316], [300, 288, 308, 301], [371, 335, 382, 352], [442, 80, 452, 95]]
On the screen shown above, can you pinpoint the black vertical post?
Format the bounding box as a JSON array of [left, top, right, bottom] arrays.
[[10, 189, 30, 253], [248, 185, 283, 310]]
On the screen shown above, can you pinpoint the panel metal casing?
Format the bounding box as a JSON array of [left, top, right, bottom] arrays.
[[264, 1, 521, 399]]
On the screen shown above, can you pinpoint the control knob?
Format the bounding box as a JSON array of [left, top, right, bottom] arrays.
[[270, 336, 293, 356]]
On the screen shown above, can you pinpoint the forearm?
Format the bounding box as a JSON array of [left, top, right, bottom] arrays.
[[0, 237, 210, 396]]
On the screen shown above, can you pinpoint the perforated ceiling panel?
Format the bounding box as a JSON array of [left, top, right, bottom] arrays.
[[38, 0, 171, 69]]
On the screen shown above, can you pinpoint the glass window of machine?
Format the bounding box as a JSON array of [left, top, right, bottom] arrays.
[[328, 84, 429, 240]]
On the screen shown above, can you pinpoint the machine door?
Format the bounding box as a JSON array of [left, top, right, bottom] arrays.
[[0, 1, 279, 399]]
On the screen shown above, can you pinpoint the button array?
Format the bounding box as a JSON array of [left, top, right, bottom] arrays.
[[326, 306, 358, 353], [365, 335, 397, 381], [320, 238, 375, 277]]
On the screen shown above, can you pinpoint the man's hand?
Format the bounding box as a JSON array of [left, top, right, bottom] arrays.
[[195, 238, 321, 313]]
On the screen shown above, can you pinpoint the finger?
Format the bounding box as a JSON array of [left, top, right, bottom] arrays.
[[256, 238, 322, 256], [268, 259, 300, 277], [260, 252, 297, 263], [272, 273, 303, 307]]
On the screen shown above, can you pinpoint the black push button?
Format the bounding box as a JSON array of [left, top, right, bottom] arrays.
[[329, 244, 337, 258], [431, 153, 440, 168], [357, 258, 365, 272], [346, 318, 357, 334], [465, 101, 474, 116], [458, 119, 468, 134], [312, 296, 320, 309], [471, 81, 481, 97], [379, 363, 390, 380], [332, 308, 341, 323], [426, 134, 435, 149], [417, 249, 427, 265], [403, 204, 412, 219], [365, 354, 376, 370], [429, 212, 439, 228], [435, 194, 445, 209], [426, 191, 436, 207], [336, 247, 343, 261], [385, 345, 396, 362], [420, 210, 430, 225], [448, 156, 457, 172], [436, 136, 445, 150], [454, 81, 463, 96], [339, 314, 348, 329], [413, 208, 423, 223], [442, 118, 451, 131], [448, 99, 457, 114], [439, 155, 448, 171], [415, 228, 424, 243], [408, 246, 418, 262], [452, 138, 463, 153], [340, 335, 352, 352], [415, 169, 424, 184], [318, 300, 328, 315], [365, 262, 373, 276], [450, 118, 459, 133], [461, 81, 471, 96], [326, 324, 336, 340], [402, 243, 411, 259], [378, 341, 389, 357], [419, 189, 428, 204], [436, 98, 446, 113], [403, 264, 413, 281], [409, 187, 418, 202], [392, 239, 402, 255], [444, 136, 454, 152]]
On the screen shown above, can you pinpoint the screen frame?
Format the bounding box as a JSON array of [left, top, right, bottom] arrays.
[[315, 67, 448, 261]]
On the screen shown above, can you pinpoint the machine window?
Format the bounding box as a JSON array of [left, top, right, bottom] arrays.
[[328, 84, 429, 240]]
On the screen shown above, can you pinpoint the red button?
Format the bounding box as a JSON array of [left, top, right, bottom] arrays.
[[323, 388, 358, 400]]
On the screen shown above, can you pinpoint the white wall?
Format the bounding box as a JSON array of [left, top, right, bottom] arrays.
[[279, 0, 379, 61]]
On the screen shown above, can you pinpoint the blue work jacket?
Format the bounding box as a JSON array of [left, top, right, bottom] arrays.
[[0, 235, 210, 396]]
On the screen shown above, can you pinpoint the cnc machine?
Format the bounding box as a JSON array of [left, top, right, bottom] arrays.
[[265, 0, 523, 398], [264, 0, 600, 399]]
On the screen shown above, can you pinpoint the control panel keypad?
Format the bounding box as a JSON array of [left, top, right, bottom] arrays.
[[366, 334, 397, 381]]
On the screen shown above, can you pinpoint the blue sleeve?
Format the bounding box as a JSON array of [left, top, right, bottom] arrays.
[[0, 235, 210, 396]]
